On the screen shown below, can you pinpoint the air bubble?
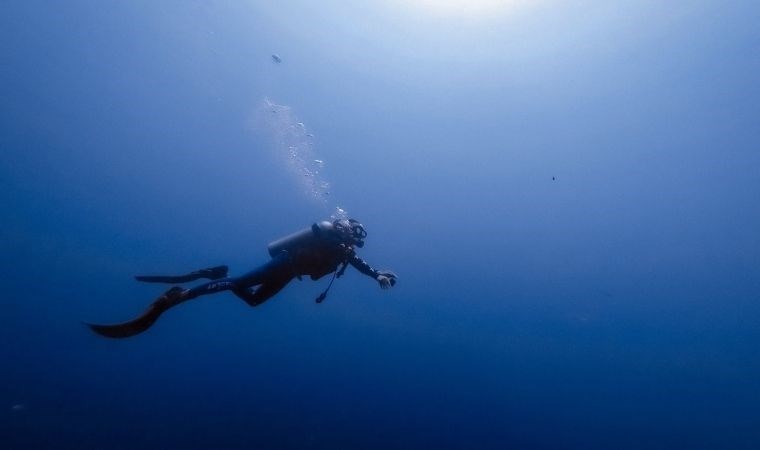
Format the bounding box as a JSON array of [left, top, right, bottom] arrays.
[[254, 98, 336, 206]]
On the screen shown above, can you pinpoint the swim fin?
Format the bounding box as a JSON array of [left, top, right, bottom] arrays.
[[135, 265, 228, 284], [86, 287, 186, 338]]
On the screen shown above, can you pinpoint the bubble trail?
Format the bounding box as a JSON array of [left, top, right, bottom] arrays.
[[254, 98, 332, 204]]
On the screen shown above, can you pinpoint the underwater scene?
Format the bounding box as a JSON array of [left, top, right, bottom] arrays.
[[2, 1, 760, 449]]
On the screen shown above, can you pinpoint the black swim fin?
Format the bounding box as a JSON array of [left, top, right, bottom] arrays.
[[135, 265, 228, 284], [86, 287, 185, 338]]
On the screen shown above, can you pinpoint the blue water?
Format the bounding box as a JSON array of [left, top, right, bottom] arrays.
[[2, 1, 760, 449]]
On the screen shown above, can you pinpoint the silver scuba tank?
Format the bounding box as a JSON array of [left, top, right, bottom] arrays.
[[267, 221, 335, 257]]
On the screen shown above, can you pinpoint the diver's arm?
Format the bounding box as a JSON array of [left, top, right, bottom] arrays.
[[348, 253, 397, 289], [348, 253, 379, 278]]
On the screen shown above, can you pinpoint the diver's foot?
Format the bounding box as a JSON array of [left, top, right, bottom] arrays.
[[191, 265, 229, 280]]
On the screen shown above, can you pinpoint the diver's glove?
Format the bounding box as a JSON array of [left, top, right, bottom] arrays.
[[376, 270, 398, 290]]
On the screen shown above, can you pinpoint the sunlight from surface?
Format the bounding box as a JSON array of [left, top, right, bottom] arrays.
[[399, 0, 528, 18]]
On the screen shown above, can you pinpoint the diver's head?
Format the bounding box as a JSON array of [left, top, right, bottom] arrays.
[[333, 218, 367, 248]]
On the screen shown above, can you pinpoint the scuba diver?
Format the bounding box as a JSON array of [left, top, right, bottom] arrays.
[[87, 218, 397, 338]]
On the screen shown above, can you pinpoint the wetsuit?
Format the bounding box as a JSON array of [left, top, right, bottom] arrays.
[[183, 242, 381, 307], [86, 237, 388, 339]]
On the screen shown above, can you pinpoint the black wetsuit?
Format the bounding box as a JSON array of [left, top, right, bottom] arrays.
[[184, 242, 380, 306], [86, 227, 390, 339]]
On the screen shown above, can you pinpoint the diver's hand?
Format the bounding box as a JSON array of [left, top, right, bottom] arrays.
[[376, 271, 397, 289]]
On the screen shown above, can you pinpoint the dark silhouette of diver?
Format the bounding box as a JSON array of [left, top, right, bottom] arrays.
[[87, 218, 397, 338]]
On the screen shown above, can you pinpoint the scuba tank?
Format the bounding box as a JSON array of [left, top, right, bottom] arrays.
[[267, 221, 336, 257]]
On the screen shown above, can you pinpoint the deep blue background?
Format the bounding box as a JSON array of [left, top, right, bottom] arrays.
[[2, 1, 760, 448]]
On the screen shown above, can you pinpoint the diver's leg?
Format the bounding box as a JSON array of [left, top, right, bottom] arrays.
[[232, 276, 292, 307], [87, 255, 291, 339], [182, 253, 291, 301], [86, 278, 230, 339], [87, 267, 262, 339], [135, 265, 229, 283], [87, 271, 251, 339], [230, 253, 294, 306], [182, 278, 239, 300]]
